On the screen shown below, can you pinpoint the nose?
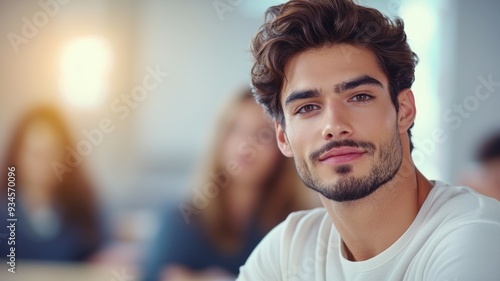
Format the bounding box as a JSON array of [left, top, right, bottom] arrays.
[[321, 101, 353, 140]]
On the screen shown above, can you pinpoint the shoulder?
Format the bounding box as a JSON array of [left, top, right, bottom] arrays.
[[422, 181, 500, 280], [249, 207, 329, 248], [424, 181, 500, 252], [281, 207, 329, 233], [237, 208, 332, 281], [270, 207, 332, 250], [426, 181, 500, 223], [424, 220, 500, 280]]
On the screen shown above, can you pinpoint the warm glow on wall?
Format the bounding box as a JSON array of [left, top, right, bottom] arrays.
[[59, 36, 113, 108]]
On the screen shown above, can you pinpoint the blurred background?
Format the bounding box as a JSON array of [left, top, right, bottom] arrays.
[[0, 0, 499, 280]]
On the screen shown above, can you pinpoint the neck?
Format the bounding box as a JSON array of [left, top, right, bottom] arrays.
[[321, 165, 433, 261]]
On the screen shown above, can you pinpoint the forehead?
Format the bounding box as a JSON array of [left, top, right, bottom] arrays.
[[281, 44, 388, 98]]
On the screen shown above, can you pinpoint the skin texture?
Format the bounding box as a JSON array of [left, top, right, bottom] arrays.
[[275, 44, 433, 261]]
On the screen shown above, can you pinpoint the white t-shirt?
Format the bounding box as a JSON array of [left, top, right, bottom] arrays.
[[237, 181, 500, 281]]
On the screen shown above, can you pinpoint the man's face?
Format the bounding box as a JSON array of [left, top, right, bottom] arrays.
[[277, 44, 404, 202]]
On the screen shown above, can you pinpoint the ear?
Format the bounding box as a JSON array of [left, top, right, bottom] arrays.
[[397, 89, 416, 135], [275, 121, 293, 157]]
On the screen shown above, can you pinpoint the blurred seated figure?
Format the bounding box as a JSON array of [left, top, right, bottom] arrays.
[[142, 87, 318, 281], [460, 131, 500, 201], [0, 106, 104, 261]]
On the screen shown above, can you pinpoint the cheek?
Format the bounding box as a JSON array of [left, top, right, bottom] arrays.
[[357, 105, 397, 139], [286, 121, 318, 158]]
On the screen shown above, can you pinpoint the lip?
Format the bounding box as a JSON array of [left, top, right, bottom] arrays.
[[318, 147, 366, 165]]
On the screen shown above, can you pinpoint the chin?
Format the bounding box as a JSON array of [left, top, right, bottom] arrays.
[[334, 164, 353, 175]]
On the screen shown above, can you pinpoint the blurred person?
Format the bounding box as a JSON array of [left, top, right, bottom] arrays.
[[460, 132, 500, 200], [142, 87, 317, 281], [237, 0, 500, 280], [0, 106, 104, 261]]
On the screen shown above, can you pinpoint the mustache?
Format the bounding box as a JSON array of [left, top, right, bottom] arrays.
[[309, 139, 376, 162]]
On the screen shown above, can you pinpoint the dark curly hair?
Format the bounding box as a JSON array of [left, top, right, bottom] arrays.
[[251, 0, 418, 151]]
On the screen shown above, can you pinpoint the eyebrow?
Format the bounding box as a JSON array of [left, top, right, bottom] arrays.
[[285, 89, 321, 107], [284, 75, 384, 108], [334, 75, 383, 94]]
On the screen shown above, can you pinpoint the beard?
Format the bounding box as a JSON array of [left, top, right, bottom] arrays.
[[295, 128, 403, 202]]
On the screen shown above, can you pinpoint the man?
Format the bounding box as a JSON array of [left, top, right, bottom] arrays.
[[237, 0, 500, 280]]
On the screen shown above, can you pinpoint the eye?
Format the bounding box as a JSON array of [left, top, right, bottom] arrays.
[[296, 104, 319, 114], [350, 93, 373, 102]]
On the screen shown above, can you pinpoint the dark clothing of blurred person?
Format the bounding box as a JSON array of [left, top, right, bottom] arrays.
[[142, 205, 263, 280], [0, 199, 99, 261]]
